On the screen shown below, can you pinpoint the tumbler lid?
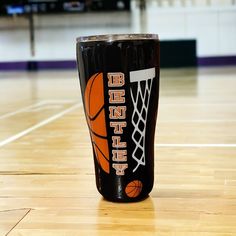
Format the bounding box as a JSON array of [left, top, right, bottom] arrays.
[[76, 34, 159, 43]]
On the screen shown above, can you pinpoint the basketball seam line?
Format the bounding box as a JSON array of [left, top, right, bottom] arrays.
[[89, 128, 107, 139], [88, 72, 99, 116], [126, 181, 142, 197], [126, 188, 137, 195], [84, 114, 107, 139], [133, 181, 142, 197], [87, 104, 105, 121], [134, 186, 142, 197], [126, 186, 141, 197], [92, 141, 109, 162]]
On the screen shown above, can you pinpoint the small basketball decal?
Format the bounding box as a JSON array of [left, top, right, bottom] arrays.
[[125, 180, 143, 198], [84, 73, 110, 174]]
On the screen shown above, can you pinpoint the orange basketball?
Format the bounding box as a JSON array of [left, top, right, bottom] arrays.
[[84, 73, 109, 174], [125, 180, 143, 198]]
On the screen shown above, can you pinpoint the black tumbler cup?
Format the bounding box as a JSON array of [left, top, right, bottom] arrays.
[[76, 34, 160, 202]]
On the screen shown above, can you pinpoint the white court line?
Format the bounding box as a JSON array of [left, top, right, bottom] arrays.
[[0, 101, 45, 120], [0, 99, 76, 120], [155, 144, 236, 148], [0, 103, 82, 148], [37, 99, 77, 104]]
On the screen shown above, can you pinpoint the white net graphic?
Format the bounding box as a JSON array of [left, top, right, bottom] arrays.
[[130, 68, 155, 172]]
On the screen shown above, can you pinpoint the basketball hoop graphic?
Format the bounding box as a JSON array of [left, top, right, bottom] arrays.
[[130, 68, 156, 172]]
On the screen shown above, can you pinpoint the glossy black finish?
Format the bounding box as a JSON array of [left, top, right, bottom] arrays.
[[77, 35, 160, 202]]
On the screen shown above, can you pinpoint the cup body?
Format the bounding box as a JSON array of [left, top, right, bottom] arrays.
[[76, 34, 160, 202]]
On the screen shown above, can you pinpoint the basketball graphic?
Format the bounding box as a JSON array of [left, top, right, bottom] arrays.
[[84, 73, 110, 174], [125, 180, 143, 198]]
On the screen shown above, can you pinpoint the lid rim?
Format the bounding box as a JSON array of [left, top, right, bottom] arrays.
[[76, 34, 159, 43]]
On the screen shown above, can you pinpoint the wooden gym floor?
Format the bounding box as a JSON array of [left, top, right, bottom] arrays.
[[0, 66, 236, 235]]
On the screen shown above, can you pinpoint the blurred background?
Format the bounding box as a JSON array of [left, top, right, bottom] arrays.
[[0, 2, 236, 234], [0, 0, 236, 70]]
